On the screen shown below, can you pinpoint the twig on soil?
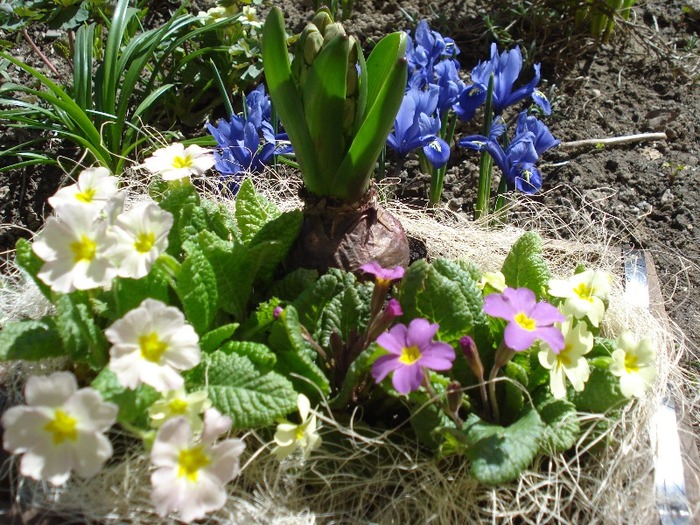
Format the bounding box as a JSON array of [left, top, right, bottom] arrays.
[[20, 29, 64, 81], [558, 132, 667, 151]]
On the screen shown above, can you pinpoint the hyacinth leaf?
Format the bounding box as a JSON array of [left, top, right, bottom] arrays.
[[333, 32, 407, 201], [302, 33, 349, 189], [352, 39, 368, 137], [200, 323, 239, 354], [177, 242, 218, 335], [463, 408, 544, 484], [187, 350, 297, 429], [262, 7, 321, 192], [235, 178, 280, 244], [92, 369, 159, 429], [501, 231, 551, 299], [535, 392, 580, 453], [219, 340, 277, 370], [0, 318, 65, 361]]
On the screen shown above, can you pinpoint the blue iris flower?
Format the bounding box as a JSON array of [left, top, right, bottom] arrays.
[[406, 19, 460, 78], [207, 85, 290, 192], [386, 84, 450, 169], [456, 43, 551, 120], [459, 114, 554, 194]]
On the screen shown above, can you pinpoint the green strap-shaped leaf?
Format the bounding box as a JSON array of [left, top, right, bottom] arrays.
[[235, 179, 280, 244], [463, 409, 545, 485], [302, 34, 349, 188], [262, 7, 321, 192], [501, 231, 551, 299], [0, 318, 65, 361], [192, 350, 297, 429], [177, 242, 218, 335]]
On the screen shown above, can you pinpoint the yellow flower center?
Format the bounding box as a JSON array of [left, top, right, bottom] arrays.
[[70, 235, 97, 262], [133, 231, 156, 254], [139, 332, 168, 363], [177, 446, 211, 481], [171, 155, 193, 169], [169, 398, 189, 415], [556, 345, 573, 367], [514, 312, 536, 331], [624, 353, 639, 373], [295, 424, 307, 441], [44, 409, 78, 445], [398, 345, 422, 365], [75, 188, 97, 203], [573, 282, 594, 302]]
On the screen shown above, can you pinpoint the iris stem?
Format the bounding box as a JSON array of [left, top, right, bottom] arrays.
[[428, 111, 458, 206], [474, 74, 495, 219]]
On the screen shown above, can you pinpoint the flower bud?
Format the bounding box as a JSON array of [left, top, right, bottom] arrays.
[[459, 336, 484, 382], [446, 382, 463, 417], [304, 30, 324, 65], [273, 306, 283, 319], [323, 22, 346, 46], [311, 9, 333, 34], [346, 64, 358, 97]]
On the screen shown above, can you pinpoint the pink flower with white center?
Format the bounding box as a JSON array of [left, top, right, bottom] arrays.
[[105, 299, 200, 392], [483, 287, 565, 352], [143, 143, 215, 181], [1, 372, 117, 486], [372, 318, 455, 395], [150, 409, 245, 523], [107, 201, 173, 279], [32, 204, 117, 293]]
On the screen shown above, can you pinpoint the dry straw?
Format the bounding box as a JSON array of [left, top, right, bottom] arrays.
[[0, 169, 697, 524]]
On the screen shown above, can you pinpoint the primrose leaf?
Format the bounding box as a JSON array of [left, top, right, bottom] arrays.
[[219, 340, 276, 370], [318, 281, 372, 348], [14, 237, 51, 300], [177, 242, 218, 335], [91, 369, 159, 429], [534, 392, 580, 453], [156, 183, 200, 257], [200, 323, 239, 354], [189, 350, 297, 429], [571, 360, 627, 413], [329, 343, 378, 409], [247, 209, 303, 283], [0, 318, 65, 361], [463, 408, 544, 485], [268, 267, 319, 302], [501, 231, 551, 299], [54, 293, 108, 369], [293, 271, 342, 330], [112, 266, 170, 319], [200, 199, 239, 243], [235, 178, 280, 244]]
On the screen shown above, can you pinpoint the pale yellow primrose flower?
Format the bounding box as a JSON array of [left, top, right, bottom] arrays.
[[48, 167, 119, 213], [609, 332, 656, 398], [548, 269, 612, 327], [107, 201, 173, 279], [150, 408, 245, 523], [105, 299, 201, 393], [148, 388, 211, 433], [538, 317, 594, 399], [143, 143, 215, 181], [1, 371, 117, 486], [33, 204, 118, 293], [240, 6, 262, 28], [273, 394, 322, 461], [477, 271, 506, 293]]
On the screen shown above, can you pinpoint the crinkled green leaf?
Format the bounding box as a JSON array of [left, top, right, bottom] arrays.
[[190, 350, 297, 429], [157, 183, 200, 257], [247, 209, 303, 283], [235, 178, 280, 244], [91, 368, 159, 428], [219, 340, 276, 370], [501, 360, 528, 423], [236, 299, 281, 342], [200, 323, 239, 354], [534, 391, 580, 453], [318, 281, 372, 348], [0, 318, 65, 361], [571, 361, 627, 413], [463, 408, 544, 484], [177, 242, 218, 335], [54, 293, 108, 369], [293, 271, 343, 331], [112, 266, 170, 319], [200, 198, 239, 243], [178, 202, 210, 248], [268, 267, 319, 302], [329, 343, 379, 409], [501, 231, 551, 299]]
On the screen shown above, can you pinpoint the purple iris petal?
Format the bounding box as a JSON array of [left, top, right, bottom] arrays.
[[483, 287, 565, 352], [515, 111, 559, 155]]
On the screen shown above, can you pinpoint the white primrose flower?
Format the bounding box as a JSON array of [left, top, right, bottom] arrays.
[[1, 372, 117, 486], [107, 201, 173, 279], [105, 299, 201, 393], [240, 6, 262, 28], [48, 167, 119, 213], [150, 408, 245, 523], [32, 204, 118, 293], [538, 317, 594, 399], [148, 388, 212, 433], [143, 143, 215, 181], [609, 332, 656, 398], [548, 269, 612, 327], [273, 394, 322, 461]]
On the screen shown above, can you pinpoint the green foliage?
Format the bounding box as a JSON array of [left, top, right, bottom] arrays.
[[235, 179, 279, 243], [571, 359, 626, 413], [0, 318, 65, 360], [535, 392, 580, 453], [501, 231, 551, 298], [92, 369, 160, 429], [54, 292, 109, 369]]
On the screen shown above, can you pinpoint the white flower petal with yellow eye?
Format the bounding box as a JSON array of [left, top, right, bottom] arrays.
[[106, 299, 200, 393], [272, 394, 322, 461], [610, 332, 656, 398], [538, 318, 593, 399], [149, 389, 211, 432], [1, 372, 117, 486], [107, 201, 173, 279], [49, 167, 118, 213], [143, 143, 215, 181], [548, 270, 612, 327]]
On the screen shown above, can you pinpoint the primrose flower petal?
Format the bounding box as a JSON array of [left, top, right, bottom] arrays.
[[151, 412, 245, 523], [484, 287, 565, 352], [549, 269, 612, 328], [149, 388, 212, 433], [609, 332, 656, 398], [144, 143, 215, 181], [33, 204, 117, 293], [106, 299, 201, 392], [2, 372, 117, 486], [48, 167, 119, 214], [372, 318, 455, 395], [273, 394, 322, 461], [538, 318, 594, 399], [360, 261, 405, 284], [107, 201, 173, 279]]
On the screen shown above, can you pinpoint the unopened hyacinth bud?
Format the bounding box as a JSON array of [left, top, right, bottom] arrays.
[[459, 335, 484, 382], [311, 9, 332, 34], [323, 22, 346, 46], [303, 29, 324, 65]]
